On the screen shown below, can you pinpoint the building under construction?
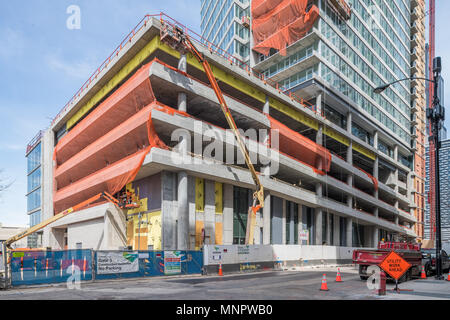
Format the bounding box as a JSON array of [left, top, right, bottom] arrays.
[[24, 1, 424, 253]]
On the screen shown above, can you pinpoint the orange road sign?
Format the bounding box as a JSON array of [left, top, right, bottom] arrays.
[[379, 251, 411, 280]]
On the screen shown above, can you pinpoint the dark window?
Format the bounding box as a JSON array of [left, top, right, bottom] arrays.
[[233, 187, 249, 244]]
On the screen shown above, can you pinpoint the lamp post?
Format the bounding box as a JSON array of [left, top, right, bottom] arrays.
[[373, 57, 445, 280]]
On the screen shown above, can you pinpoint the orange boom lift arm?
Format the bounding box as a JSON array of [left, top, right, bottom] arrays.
[[161, 23, 264, 245], [4, 191, 136, 249]]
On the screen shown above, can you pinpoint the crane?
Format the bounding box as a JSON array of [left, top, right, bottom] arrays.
[[160, 23, 264, 245]]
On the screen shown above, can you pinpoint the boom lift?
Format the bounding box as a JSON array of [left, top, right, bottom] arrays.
[[3, 190, 138, 249], [160, 23, 264, 245]]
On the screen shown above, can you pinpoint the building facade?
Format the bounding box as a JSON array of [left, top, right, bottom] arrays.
[[200, 0, 251, 63], [425, 139, 450, 242], [25, 131, 44, 248], [30, 14, 417, 253], [201, 0, 423, 243]]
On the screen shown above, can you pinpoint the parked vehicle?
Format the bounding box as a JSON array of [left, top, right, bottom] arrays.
[[353, 242, 423, 282], [421, 249, 450, 276]]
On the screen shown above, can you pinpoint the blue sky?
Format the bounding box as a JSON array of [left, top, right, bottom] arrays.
[[0, 1, 449, 227]]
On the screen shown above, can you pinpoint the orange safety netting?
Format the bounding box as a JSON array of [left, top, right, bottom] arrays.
[[252, 0, 319, 56], [269, 117, 331, 173], [53, 57, 335, 214], [52, 58, 189, 214]]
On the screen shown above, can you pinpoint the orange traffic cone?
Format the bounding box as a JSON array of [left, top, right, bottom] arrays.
[[320, 274, 329, 291], [336, 268, 343, 282], [446, 273, 450, 282], [420, 266, 427, 279], [218, 263, 223, 276]]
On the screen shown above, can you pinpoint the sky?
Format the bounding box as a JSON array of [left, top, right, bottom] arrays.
[[0, 1, 449, 227]]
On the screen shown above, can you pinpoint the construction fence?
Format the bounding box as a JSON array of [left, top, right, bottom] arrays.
[[9, 249, 203, 287]]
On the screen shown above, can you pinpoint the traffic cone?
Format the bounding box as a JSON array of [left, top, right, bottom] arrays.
[[218, 263, 223, 276], [320, 274, 329, 291], [446, 273, 450, 282], [420, 266, 427, 279], [336, 268, 343, 282]]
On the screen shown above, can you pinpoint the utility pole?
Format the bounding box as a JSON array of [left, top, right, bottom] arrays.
[[426, 57, 445, 280]]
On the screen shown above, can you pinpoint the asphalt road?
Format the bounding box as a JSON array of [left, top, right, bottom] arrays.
[[0, 266, 448, 300]]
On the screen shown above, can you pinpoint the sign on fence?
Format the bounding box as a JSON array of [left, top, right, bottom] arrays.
[[96, 251, 139, 275], [164, 251, 182, 275]]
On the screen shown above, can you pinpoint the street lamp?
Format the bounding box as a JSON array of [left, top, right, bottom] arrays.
[[373, 57, 445, 280]]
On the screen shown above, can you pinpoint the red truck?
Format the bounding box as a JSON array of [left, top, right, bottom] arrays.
[[353, 242, 423, 282]]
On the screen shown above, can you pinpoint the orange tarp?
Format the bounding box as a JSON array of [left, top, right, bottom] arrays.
[[53, 58, 333, 214], [269, 117, 331, 173], [252, 0, 319, 56]]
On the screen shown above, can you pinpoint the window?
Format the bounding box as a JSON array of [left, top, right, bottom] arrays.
[[352, 122, 373, 146], [324, 105, 346, 129], [233, 186, 249, 244], [27, 167, 41, 193], [27, 188, 41, 212], [27, 143, 41, 174]]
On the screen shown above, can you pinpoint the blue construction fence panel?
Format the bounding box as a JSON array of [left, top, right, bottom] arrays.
[[94, 250, 203, 281], [10, 250, 93, 287]]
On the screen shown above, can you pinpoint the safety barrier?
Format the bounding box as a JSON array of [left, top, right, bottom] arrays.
[[94, 250, 203, 280], [10, 249, 93, 287], [9, 249, 203, 287]]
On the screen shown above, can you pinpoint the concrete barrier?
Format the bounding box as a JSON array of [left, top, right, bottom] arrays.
[[203, 245, 367, 274]]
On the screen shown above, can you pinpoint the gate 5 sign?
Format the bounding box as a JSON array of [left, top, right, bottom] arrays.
[[379, 251, 411, 280]]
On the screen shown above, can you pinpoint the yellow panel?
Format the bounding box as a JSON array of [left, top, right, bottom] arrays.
[[269, 98, 319, 130], [195, 220, 204, 251], [215, 222, 223, 245], [127, 198, 148, 216], [195, 178, 205, 212], [67, 36, 162, 129], [353, 142, 376, 161], [215, 182, 223, 214], [323, 126, 350, 147], [148, 211, 162, 250], [126, 219, 134, 247]]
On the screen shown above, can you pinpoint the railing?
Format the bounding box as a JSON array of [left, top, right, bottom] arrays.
[[26, 130, 44, 155], [50, 12, 318, 128]]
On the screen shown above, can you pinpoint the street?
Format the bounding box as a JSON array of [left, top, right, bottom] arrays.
[[1, 266, 449, 300]]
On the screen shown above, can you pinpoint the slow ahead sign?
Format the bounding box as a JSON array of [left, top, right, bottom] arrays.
[[379, 251, 411, 280]]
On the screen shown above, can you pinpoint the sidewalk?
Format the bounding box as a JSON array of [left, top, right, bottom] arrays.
[[381, 278, 450, 300]]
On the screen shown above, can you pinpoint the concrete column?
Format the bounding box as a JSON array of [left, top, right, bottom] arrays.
[[162, 171, 177, 250], [394, 145, 399, 162], [178, 92, 187, 112], [223, 184, 233, 245], [395, 215, 399, 225], [373, 156, 379, 199], [373, 207, 379, 218], [187, 176, 196, 249], [373, 130, 379, 149], [263, 95, 270, 114], [204, 180, 216, 246], [373, 227, 379, 248], [271, 196, 283, 244], [177, 54, 187, 112], [282, 199, 287, 245], [316, 183, 323, 197], [347, 141, 353, 164], [347, 112, 352, 133], [263, 192, 271, 245], [316, 93, 323, 116], [333, 215, 340, 246], [326, 213, 332, 245], [346, 218, 353, 247], [289, 202, 295, 245], [314, 208, 323, 245], [298, 204, 303, 245], [177, 171, 189, 250], [316, 124, 323, 146]]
